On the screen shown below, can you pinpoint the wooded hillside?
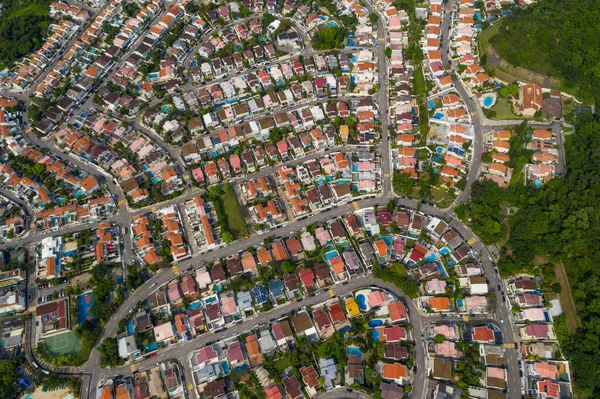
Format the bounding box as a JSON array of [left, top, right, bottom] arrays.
[[0, 0, 51, 69], [489, 0, 600, 105]]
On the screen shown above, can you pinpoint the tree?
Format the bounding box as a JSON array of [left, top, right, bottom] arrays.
[[369, 13, 378, 25], [311, 26, 347, 50], [385, 47, 392, 58], [434, 334, 445, 343], [99, 337, 123, 367], [393, 172, 416, 195], [208, 186, 222, 200], [0, 360, 18, 399], [221, 230, 233, 243]]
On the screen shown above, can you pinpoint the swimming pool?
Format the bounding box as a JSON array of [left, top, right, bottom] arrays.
[[327, 22, 338, 27], [457, 298, 464, 307], [440, 248, 449, 256], [356, 294, 367, 311], [437, 262, 447, 277], [221, 361, 230, 374], [315, 177, 325, 185], [371, 330, 380, 343], [368, 320, 383, 327], [483, 96, 494, 107], [188, 301, 202, 310], [426, 254, 437, 262], [348, 347, 363, 356], [428, 100, 435, 109], [347, 39, 356, 46], [433, 112, 444, 119], [324, 251, 338, 261], [126, 320, 134, 335], [534, 180, 542, 188], [320, 16, 327, 20], [436, 146, 444, 154]]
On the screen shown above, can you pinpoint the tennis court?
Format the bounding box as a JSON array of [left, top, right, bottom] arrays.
[[44, 331, 81, 357], [77, 292, 97, 325]]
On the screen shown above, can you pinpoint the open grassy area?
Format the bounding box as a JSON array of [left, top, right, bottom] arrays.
[[478, 21, 501, 56], [221, 190, 249, 239], [554, 262, 581, 334], [7, 3, 50, 20], [413, 65, 427, 96], [273, 355, 292, 373], [431, 187, 454, 208], [489, 96, 521, 120], [508, 158, 527, 188]]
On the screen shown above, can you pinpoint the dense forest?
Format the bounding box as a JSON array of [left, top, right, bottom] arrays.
[[489, 0, 600, 104], [0, 0, 51, 69], [459, 115, 600, 397]]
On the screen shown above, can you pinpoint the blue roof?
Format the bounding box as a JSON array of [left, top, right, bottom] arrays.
[[269, 279, 284, 298], [252, 284, 268, 304]]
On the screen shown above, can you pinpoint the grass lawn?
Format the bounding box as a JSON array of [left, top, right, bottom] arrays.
[[509, 158, 527, 188], [413, 66, 426, 96], [490, 96, 521, 120], [431, 187, 454, 208], [478, 21, 501, 56], [221, 190, 249, 239], [554, 262, 581, 334], [7, 3, 50, 20], [273, 355, 292, 373]]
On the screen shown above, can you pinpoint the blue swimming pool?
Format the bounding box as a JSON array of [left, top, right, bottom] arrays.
[[534, 180, 542, 188], [483, 96, 494, 107], [440, 248, 449, 256], [474, 24, 482, 29], [315, 177, 325, 185], [457, 298, 464, 307], [475, 12, 482, 19], [437, 262, 447, 277], [426, 254, 436, 262], [126, 320, 134, 335], [428, 100, 435, 109], [348, 347, 363, 356], [356, 294, 367, 311], [221, 361, 230, 374], [188, 302, 202, 310], [324, 251, 338, 261], [368, 320, 384, 327], [234, 364, 249, 372], [347, 39, 356, 46], [372, 330, 380, 343], [326, 176, 334, 182], [327, 22, 338, 27], [436, 146, 444, 154], [320, 16, 327, 20], [433, 155, 441, 163], [434, 113, 444, 119]]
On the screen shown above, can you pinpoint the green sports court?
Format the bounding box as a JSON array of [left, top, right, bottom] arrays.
[[44, 331, 82, 357]]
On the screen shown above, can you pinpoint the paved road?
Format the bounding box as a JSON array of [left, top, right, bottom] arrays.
[[363, 1, 392, 197]]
